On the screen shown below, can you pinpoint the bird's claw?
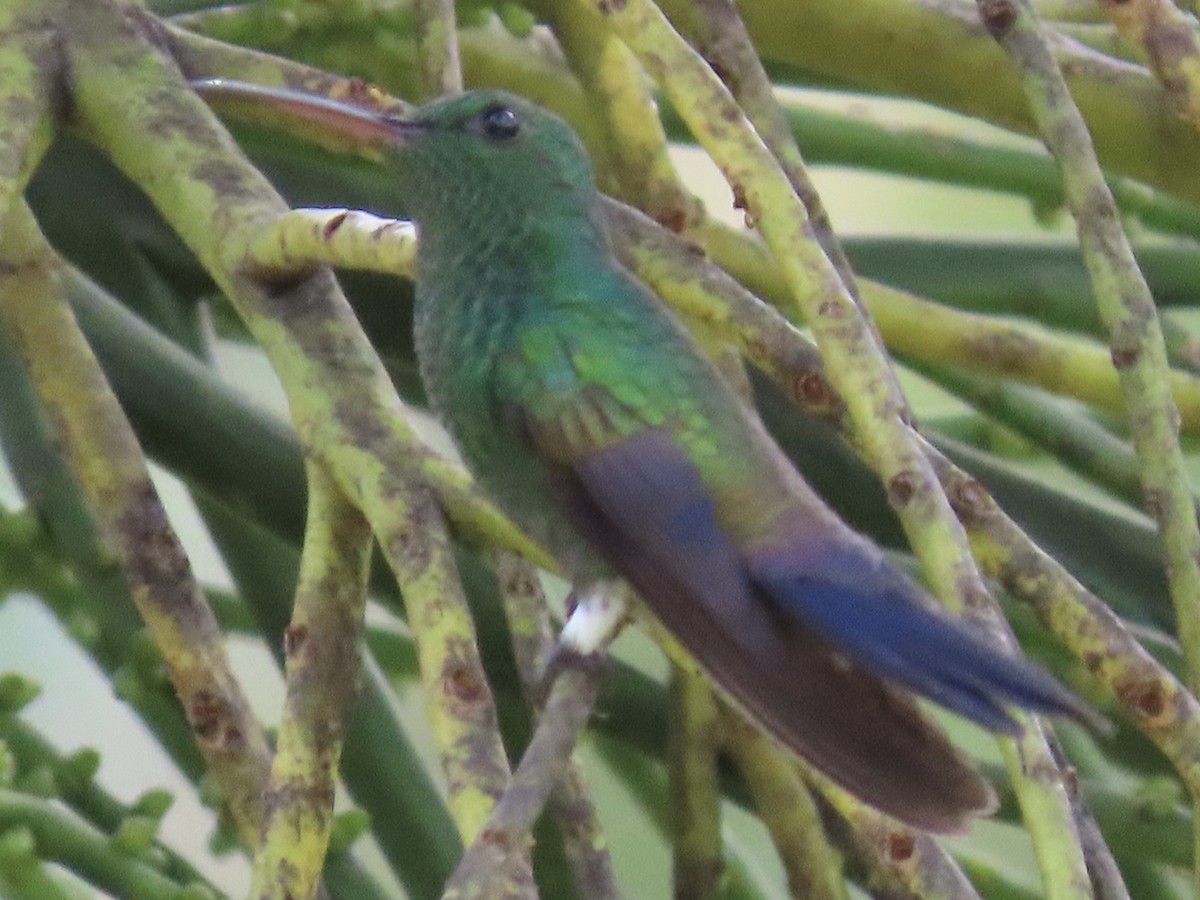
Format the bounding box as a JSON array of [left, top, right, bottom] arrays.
[[534, 582, 627, 701]]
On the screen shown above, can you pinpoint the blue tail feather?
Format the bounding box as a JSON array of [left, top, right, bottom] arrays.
[[751, 548, 1083, 732]]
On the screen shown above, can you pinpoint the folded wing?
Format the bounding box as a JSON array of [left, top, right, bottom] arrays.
[[535, 415, 997, 832]]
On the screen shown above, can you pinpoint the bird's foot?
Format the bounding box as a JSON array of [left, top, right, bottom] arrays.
[[536, 582, 626, 700], [559, 580, 628, 655]]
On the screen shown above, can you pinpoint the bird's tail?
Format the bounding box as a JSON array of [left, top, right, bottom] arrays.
[[750, 544, 1090, 734]]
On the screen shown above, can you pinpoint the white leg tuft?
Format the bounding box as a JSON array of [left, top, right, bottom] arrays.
[[560, 581, 627, 655]]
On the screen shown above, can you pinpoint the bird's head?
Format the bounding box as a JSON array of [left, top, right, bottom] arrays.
[[378, 90, 605, 249], [384, 90, 598, 217], [193, 81, 601, 240]]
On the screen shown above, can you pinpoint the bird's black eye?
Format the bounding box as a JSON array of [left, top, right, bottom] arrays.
[[479, 105, 521, 141]]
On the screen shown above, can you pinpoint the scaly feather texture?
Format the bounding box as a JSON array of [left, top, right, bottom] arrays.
[[206, 83, 1088, 832]]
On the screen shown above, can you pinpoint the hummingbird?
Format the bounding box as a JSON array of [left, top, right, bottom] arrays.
[[198, 81, 1086, 832]]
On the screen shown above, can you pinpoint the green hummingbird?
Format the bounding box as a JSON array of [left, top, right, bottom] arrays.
[[199, 81, 1086, 832]]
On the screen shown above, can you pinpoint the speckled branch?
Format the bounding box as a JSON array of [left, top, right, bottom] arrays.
[[1094, 0, 1200, 128], [976, 0, 1200, 693], [674, 0, 861, 302], [972, 14, 1200, 885], [528, 0, 703, 230], [669, 0, 1200, 206], [250, 464, 372, 900], [867, 284, 1200, 431], [918, 366, 1168, 516], [797, 762, 984, 900], [0, 3, 58, 217], [0, 201, 272, 846]]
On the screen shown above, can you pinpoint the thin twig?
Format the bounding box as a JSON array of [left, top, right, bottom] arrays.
[[797, 763, 984, 899], [977, 0, 1200, 687], [492, 550, 623, 900], [0, 3, 58, 217], [675, 0, 861, 301], [442, 658, 606, 900]]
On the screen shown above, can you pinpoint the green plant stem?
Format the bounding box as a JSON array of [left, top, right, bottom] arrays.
[[982, 0, 1200, 685], [839, 237, 1200, 335], [0, 1, 57, 216], [197, 499, 462, 900], [667, 666, 722, 900], [690, 218, 1200, 434], [0, 318, 211, 786], [924, 432, 1200, 762], [1094, 0, 1200, 126], [793, 762, 983, 899], [864, 281, 1200, 432], [673, 0, 861, 299], [918, 364, 1174, 517], [0, 790, 204, 900], [592, 736, 773, 900], [670, 0, 1200, 206], [412, 0, 463, 98], [63, 258, 544, 571], [529, 0, 702, 230], [757, 99, 1200, 242], [720, 711, 847, 900], [0, 842, 91, 900], [0, 714, 213, 890]]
